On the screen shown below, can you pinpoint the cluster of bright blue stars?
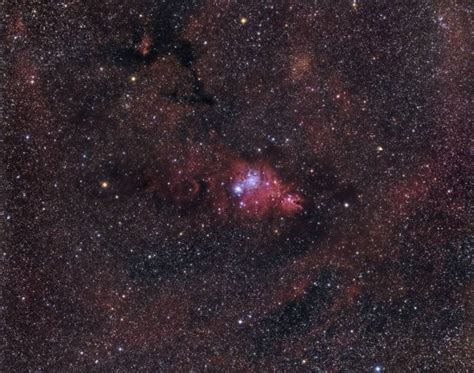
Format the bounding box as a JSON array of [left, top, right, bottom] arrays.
[[232, 170, 261, 196]]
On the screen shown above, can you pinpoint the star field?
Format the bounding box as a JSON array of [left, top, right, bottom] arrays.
[[3, 1, 472, 371]]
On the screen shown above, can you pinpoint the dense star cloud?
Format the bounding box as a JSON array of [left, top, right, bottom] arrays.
[[3, 1, 472, 371]]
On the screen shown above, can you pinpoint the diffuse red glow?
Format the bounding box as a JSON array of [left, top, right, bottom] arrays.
[[145, 156, 303, 219]]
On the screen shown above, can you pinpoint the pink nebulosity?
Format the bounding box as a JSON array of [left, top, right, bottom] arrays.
[[229, 161, 303, 218], [280, 193, 303, 215]]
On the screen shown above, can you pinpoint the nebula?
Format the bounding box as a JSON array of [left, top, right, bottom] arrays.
[[229, 161, 303, 217]]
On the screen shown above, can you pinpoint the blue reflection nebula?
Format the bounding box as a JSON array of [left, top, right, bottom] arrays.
[[232, 170, 261, 196]]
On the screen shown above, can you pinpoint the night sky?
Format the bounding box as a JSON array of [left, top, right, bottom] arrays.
[[4, 1, 472, 371]]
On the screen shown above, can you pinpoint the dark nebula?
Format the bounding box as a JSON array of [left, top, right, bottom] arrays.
[[3, 1, 472, 371]]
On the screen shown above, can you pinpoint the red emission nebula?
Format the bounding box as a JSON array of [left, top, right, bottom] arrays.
[[144, 146, 303, 219]]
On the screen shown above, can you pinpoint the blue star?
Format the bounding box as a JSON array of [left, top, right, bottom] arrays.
[[373, 364, 384, 372], [233, 185, 243, 195]]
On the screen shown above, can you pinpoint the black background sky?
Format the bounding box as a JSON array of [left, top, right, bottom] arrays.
[[3, 1, 472, 371]]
